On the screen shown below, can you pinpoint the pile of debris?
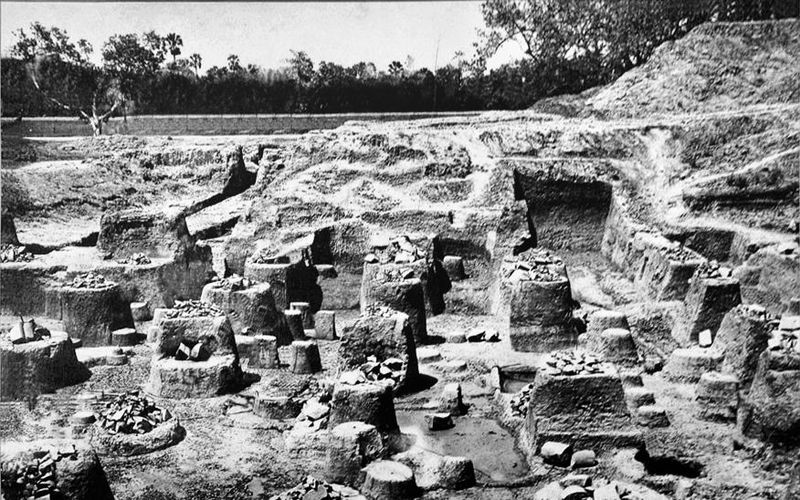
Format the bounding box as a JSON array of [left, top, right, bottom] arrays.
[[510, 383, 533, 418], [360, 356, 404, 384], [365, 235, 426, 265], [208, 274, 253, 291], [695, 260, 733, 279], [465, 328, 500, 343], [501, 250, 565, 282], [660, 244, 700, 262], [0, 244, 34, 263], [162, 300, 224, 319], [543, 351, 607, 376], [65, 272, 117, 289], [3, 319, 51, 345], [374, 267, 415, 283], [116, 253, 152, 265], [0, 446, 76, 500], [270, 476, 356, 500], [294, 397, 330, 432], [97, 391, 173, 435]]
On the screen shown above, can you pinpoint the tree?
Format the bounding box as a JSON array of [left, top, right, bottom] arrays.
[[102, 32, 166, 99], [189, 53, 202, 77], [388, 61, 404, 77], [287, 51, 314, 84], [164, 33, 183, 63], [227, 54, 243, 73], [11, 23, 121, 135]]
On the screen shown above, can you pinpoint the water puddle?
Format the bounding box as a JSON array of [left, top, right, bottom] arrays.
[[396, 411, 529, 483]]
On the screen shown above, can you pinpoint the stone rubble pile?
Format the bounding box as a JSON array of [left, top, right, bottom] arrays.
[[360, 356, 404, 384], [365, 235, 425, 265], [162, 299, 224, 319], [465, 328, 500, 342], [65, 272, 117, 289], [0, 244, 34, 263], [501, 250, 564, 282], [695, 260, 732, 279], [543, 351, 607, 376], [270, 476, 359, 500], [97, 391, 173, 435], [294, 397, 330, 432], [0, 446, 76, 500], [373, 267, 416, 283], [510, 383, 533, 418], [660, 244, 699, 262], [116, 253, 152, 265], [208, 274, 253, 291]]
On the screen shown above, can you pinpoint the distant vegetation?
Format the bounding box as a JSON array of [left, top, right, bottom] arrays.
[[1, 0, 794, 129]]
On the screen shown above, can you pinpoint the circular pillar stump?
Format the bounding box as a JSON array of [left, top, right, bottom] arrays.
[[326, 421, 384, 485], [360, 460, 416, 500], [290, 340, 322, 374]]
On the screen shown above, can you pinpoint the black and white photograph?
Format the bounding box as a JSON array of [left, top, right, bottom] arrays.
[[0, 0, 798, 498]]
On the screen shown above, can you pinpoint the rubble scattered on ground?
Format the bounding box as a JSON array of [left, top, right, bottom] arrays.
[[162, 299, 224, 318], [0, 244, 33, 263], [0, 446, 76, 499], [97, 391, 173, 435], [208, 274, 252, 291], [502, 250, 565, 282], [65, 272, 117, 289], [543, 351, 607, 376], [116, 252, 152, 265], [270, 476, 359, 500], [695, 260, 733, 279]]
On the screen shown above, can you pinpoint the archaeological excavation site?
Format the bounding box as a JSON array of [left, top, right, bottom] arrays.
[[1, 18, 799, 500]]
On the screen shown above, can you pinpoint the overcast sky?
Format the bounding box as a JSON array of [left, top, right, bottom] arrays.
[[1, 2, 524, 72]]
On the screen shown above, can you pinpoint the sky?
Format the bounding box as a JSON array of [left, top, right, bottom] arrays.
[[0, 2, 524, 72]]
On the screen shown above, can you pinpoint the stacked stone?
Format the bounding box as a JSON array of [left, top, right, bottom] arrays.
[[365, 235, 426, 265], [0, 243, 34, 263], [339, 305, 418, 390], [326, 422, 385, 486], [636, 242, 705, 301], [738, 327, 800, 445], [328, 378, 399, 434], [115, 253, 153, 265], [694, 371, 739, 422], [504, 250, 576, 352], [712, 304, 772, 387], [527, 353, 635, 449], [202, 274, 291, 344], [146, 306, 243, 398], [66, 272, 117, 289], [360, 257, 428, 344], [671, 264, 742, 346], [0, 448, 72, 499], [96, 391, 172, 435]]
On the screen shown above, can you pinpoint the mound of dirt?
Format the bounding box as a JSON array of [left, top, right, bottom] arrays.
[[564, 19, 800, 118]]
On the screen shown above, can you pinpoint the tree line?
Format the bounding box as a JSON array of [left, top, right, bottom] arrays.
[[2, 0, 792, 134]]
